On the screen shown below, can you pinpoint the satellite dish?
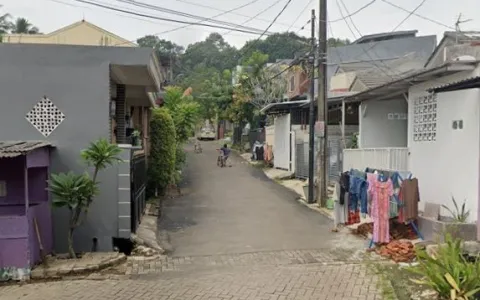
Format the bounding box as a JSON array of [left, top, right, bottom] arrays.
[[453, 55, 476, 61]]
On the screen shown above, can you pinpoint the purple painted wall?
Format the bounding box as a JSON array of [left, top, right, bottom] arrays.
[[0, 153, 53, 268], [27, 148, 49, 168], [28, 202, 52, 265], [0, 216, 28, 268]]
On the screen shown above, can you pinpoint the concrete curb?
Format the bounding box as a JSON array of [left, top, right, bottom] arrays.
[[31, 253, 127, 280]]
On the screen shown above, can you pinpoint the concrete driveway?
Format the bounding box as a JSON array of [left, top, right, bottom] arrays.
[[158, 141, 366, 257]]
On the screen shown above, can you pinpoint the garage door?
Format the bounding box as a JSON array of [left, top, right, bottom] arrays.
[[273, 114, 291, 170]]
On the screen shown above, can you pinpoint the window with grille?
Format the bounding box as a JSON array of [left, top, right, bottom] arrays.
[[413, 93, 437, 142], [290, 76, 295, 92]]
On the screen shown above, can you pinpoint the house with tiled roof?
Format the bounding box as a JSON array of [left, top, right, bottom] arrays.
[[1, 19, 137, 47], [261, 31, 436, 183], [340, 31, 480, 241]]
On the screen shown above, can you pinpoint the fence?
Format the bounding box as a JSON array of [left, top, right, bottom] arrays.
[[130, 153, 147, 233], [343, 147, 409, 172], [294, 136, 343, 182]]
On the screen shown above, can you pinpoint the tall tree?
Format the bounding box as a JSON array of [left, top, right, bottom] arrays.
[[137, 35, 184, 77], [0, 11, 12, 35], [241, 32, 309, 63], [10, 17, 39, 34], [181, 33, 238, 73], [327, 37, 351, 47]]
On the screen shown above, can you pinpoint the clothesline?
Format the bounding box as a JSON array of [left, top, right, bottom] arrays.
[[336, 167, 423, 248]]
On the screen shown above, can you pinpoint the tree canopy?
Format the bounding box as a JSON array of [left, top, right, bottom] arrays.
[[135, 30, 351, 124], [0, 8, 40, 37]]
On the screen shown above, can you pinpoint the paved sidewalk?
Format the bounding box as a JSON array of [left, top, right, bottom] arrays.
[[1, 262, 381, 300]]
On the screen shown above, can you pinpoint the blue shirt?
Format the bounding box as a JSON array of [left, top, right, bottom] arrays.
[[221, 147, 231, 156]]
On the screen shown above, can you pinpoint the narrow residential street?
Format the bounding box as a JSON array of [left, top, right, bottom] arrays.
[[0, 142, 383, 300]]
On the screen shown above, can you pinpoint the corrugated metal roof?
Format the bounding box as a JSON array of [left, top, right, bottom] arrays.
[[352, 55, 426, 88], [428, 76, 480, 93], [0, 141, 53, 158]]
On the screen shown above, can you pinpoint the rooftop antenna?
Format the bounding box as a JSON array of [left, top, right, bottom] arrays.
[[455, 13, 473, 43]]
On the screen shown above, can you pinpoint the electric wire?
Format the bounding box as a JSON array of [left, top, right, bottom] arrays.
[[381, 0, 455, 30], [335, 0, 418, 84], [237, 0, 294, 60], [287, 0, 315, 31], [73, 0, 274, 35], [175, 0, 303, 30], [45, 0, 253, 38], [154, 0, 263, 36], [114, 0, 268, 34], [222, 0, 284, 36]]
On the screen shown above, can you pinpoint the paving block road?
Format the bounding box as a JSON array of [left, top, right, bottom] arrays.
[[0, 142, 384, 300]]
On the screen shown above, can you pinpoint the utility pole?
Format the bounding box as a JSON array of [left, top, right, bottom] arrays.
[[307, 9, 316, 203], [316, 0, 328, 207]]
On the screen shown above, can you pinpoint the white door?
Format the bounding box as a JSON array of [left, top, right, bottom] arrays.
[[273, 114, 291, 170]]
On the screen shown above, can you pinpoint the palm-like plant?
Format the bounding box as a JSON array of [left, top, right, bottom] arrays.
[[10, 17, 39, 34], [442, 196, 470, 223], [0, 13, 12, 35], [48, 139, 122, 258]]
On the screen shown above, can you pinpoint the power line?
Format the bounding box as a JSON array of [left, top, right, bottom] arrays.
[[391, 0, 427, 32], [73, 0, 273, 35], [381, 0, 455, 30], [361, 0, 429, 54], [335, 0, 418, 83], [175, 0, 303, 30], [329, 0, 376, 23], [114, 0, 268, 35], [239, 0, 294, 60], [222, 0, 284, 36], [287, 0, 315, 31], [155, 0, 263, 36]]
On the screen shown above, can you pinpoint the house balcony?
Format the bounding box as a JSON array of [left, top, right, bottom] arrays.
[[343, 147, 409, 172]]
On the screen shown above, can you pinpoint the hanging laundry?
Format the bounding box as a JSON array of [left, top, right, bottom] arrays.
[[347, 209, 360, 225], [398, 178, 420, 223], [366, 173, 377, 217], [334, 182, 348, 226], [349, 175, 368, 215], [339, 172, 350, 205], [370, 177, 393, 244]]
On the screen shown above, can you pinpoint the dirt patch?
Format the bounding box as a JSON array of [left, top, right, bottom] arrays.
[[374, 263, 427, 300]]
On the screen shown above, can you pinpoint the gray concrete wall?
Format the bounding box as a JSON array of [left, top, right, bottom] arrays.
[[0, 53, 118, 253]]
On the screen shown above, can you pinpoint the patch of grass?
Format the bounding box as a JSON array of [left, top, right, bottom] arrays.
[[372, 263, 424, 300]]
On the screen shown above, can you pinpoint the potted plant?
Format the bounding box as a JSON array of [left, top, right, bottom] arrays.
[[131, 129, 141, 146], [418, 197, 477, 242]]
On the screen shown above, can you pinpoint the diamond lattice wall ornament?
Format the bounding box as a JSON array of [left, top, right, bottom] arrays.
[[26, 97, 66, 137]]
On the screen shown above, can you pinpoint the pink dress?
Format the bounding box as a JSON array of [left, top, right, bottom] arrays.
[[369, 178, 393, 244]]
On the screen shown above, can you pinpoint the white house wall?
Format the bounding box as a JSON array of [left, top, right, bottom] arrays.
[[408, 80, 480, 223], [359, 97, 408, 148]]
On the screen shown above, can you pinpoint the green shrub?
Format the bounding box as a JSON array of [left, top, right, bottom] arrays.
[[148, 108, 176, 195], [409, 235, 480, 299], [48, 139, 122, 258]]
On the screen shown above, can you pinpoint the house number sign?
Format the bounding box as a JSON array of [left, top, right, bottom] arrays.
[[387, 113, 407, 120]]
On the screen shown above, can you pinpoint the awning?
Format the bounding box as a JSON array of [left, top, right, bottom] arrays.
[[428, 76, 480, 93], [342, 61, 478, 103], [260, 100, 309, 114]]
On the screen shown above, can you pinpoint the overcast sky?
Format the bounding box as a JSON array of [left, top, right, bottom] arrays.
[[1, 0, 479, 48]]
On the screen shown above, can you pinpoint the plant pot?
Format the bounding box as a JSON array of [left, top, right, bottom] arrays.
[[418, 215, 478, 242]]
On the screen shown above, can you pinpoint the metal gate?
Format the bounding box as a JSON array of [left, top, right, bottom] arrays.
[[130, 154, 147, 233], [294, 135, 344, 182], [273, 114, 291, 170]]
